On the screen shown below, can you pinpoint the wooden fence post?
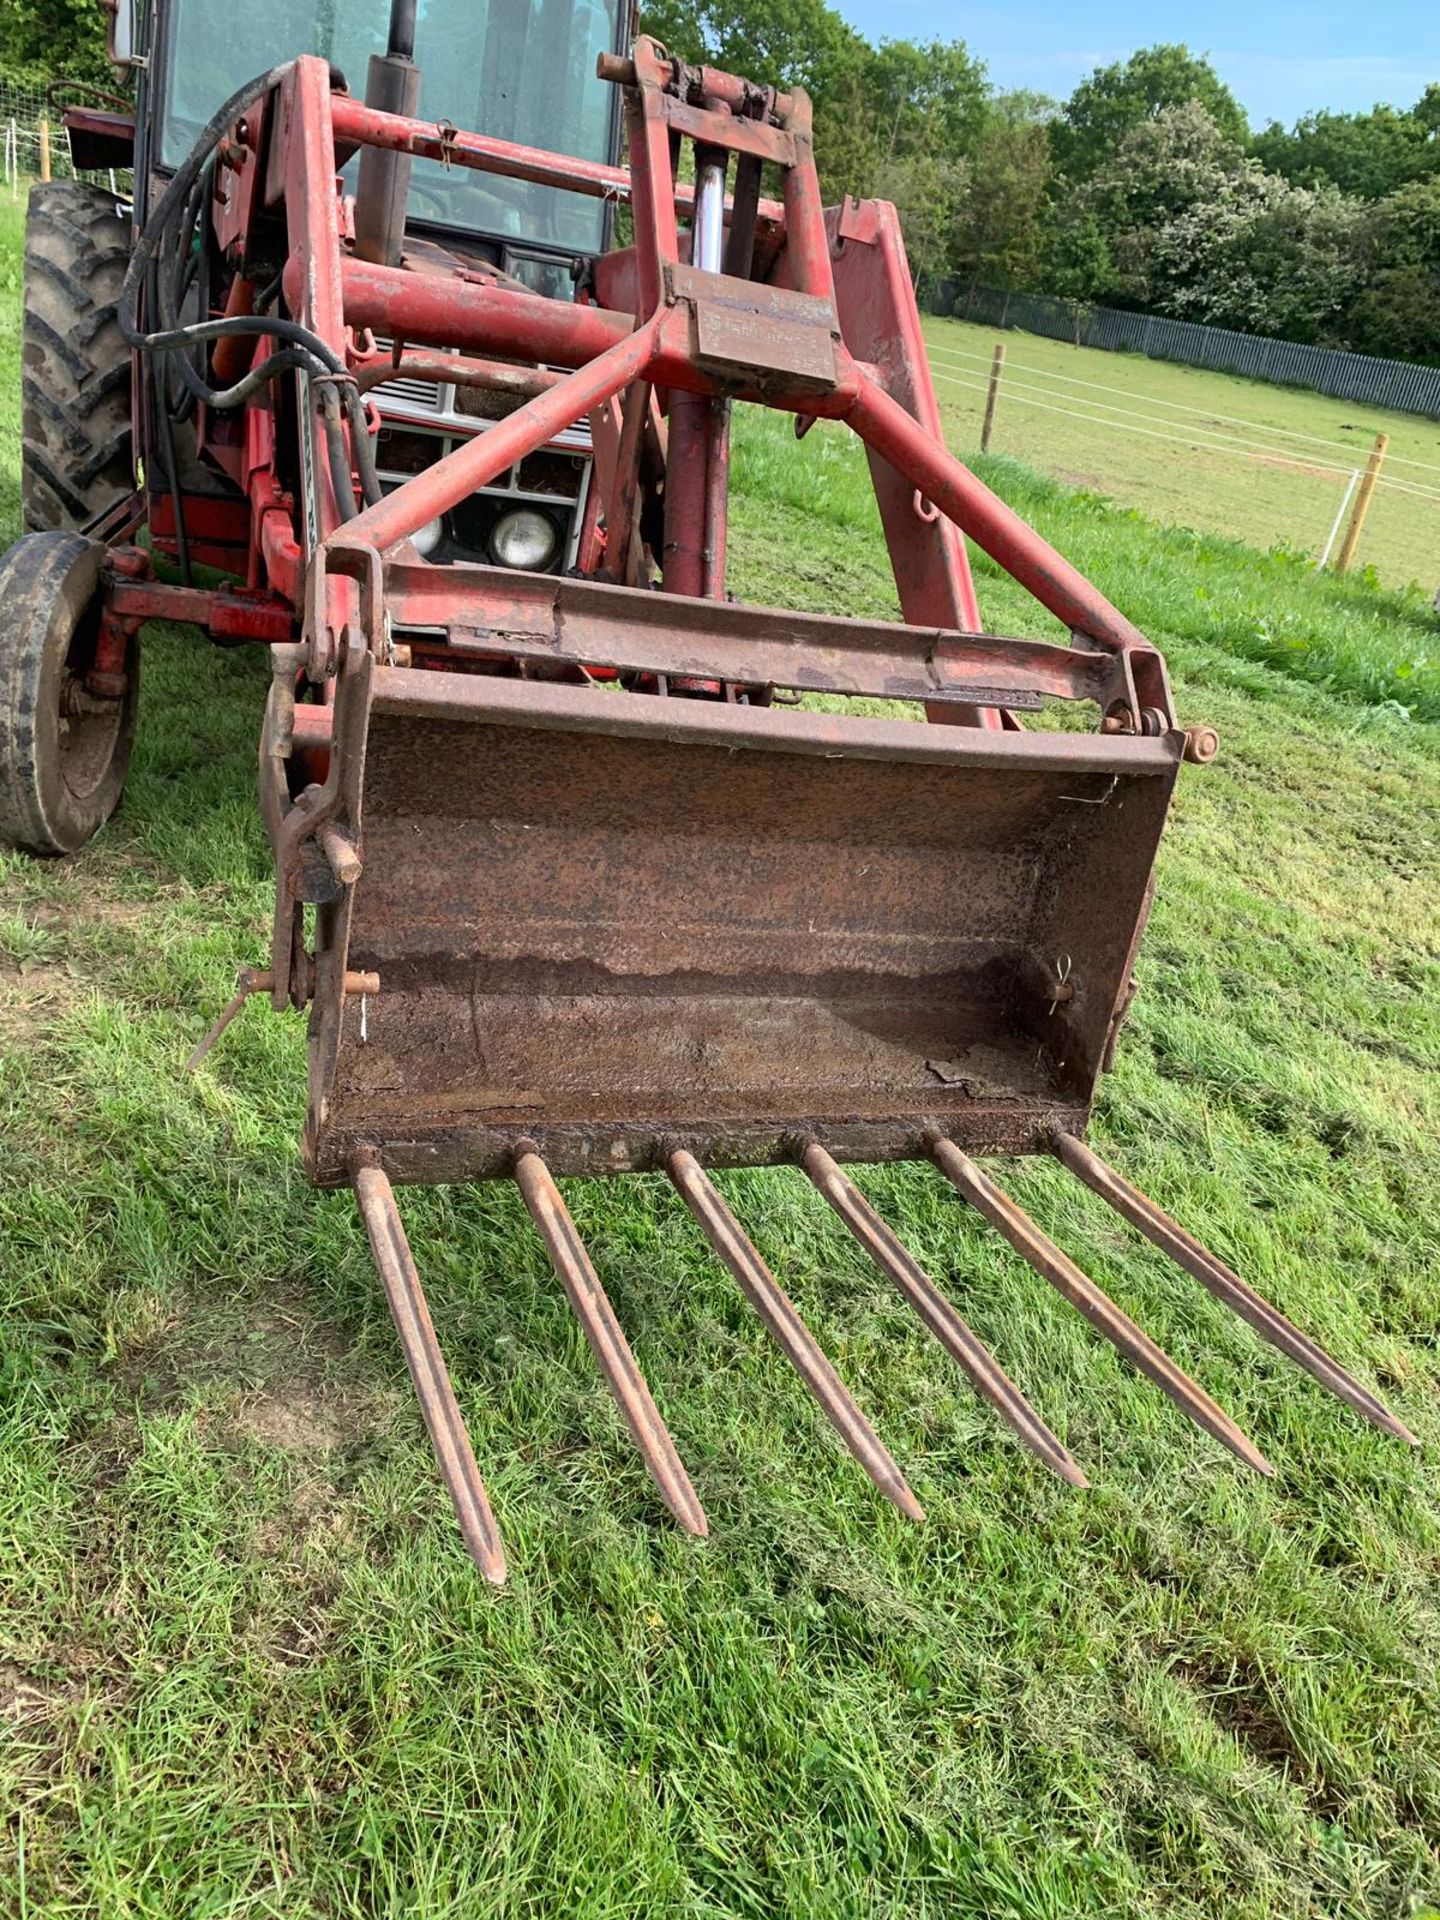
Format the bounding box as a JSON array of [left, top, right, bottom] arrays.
[[38, 117, 51, 183], [980, 343, 1006, 453], [1334, 433, 1388, 575]]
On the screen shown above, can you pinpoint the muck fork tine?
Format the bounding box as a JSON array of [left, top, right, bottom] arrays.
[[513, 1143, 708, 1537], [667, 1149, 925, 1522], [352, 1164, 508, 1584], [799, 1143, 1088, 1488], [1051, 1133, 1416, 1445], [927, 1137, 1274, 1477]]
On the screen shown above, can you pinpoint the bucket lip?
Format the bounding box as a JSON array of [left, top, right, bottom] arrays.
[[368, 665, 1184, 776], [308, 1105, 1094, 1187]]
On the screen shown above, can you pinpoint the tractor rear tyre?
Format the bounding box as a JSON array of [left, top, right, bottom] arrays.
[[0, 533, 138, 855], [21, 180, 134, 538]]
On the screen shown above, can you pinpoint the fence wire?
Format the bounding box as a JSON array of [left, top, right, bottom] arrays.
[[1, 78, 131, 192], [925, 278, 1440, 424], [925, 339, 1438, 590]]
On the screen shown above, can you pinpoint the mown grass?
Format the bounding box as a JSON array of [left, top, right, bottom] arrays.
[[2, 205, 1440, 1917], [922, 313, 1440, 597]]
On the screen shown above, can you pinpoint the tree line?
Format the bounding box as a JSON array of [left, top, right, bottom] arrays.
[[645, 2, 1440, 363], [5, 0, 1437, 361]]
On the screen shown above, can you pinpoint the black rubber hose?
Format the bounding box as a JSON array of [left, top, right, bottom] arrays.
[[120, 63, 383, 513], [152, 360, 193, 585], [168, 153, 216, 420], [119, 65, 296, 352], [120, 66, 348, 400], [337, 383, 384, 507], [386, 0, 418, 61], [321, 387, 359, 522]]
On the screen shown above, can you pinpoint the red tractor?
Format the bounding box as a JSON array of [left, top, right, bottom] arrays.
[[1, 0, 1411, 1579]]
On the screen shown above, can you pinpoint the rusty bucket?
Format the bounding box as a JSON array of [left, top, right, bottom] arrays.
[[267, 594, 1413, 1585], [307, 657, 1177, 1185]]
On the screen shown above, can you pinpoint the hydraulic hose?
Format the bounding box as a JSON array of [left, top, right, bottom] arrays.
[[117, 61, 381, 509]]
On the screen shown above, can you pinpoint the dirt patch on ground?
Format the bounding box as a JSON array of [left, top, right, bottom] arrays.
[[117, 1283, 356, 1413], [0, 873, 174, 1050], [115, 1282, 379, 1518], [0, 1651, 125, 1785], [1173, 1652, 1345, 1819], [0, 960, 86, 1046], [231, 1386, 347, 1453], [0, 1660, 63, 1724], [1053, 468, 1107, 493]]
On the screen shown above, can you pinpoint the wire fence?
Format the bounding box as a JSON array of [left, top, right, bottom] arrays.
[[1, 77, 130, 193], [923, 278, 1440, 424], [924, 338, 1440, 590]]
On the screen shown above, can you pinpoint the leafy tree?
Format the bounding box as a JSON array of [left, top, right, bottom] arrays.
[[1047, 98, 1368, 342], [873, 151, 969, 283], [863, 38, 987, 163], [1058, 100, 1247, 308], [1052, 44, 1247, 181], [1252, 99, 1439, 199], [951, 90, 1055, 289], [1044, 208, 1113, 302], [1347, 177, 1440, 360], [0, 0, 110, 83], [1155, 175, 1365, 341]]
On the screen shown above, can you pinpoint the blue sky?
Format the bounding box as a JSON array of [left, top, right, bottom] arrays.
[[834, 0, 1438, 127]]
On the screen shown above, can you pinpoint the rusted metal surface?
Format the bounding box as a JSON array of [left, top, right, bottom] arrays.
[[186, 963, 377, 1071], [352, 1163, 507, 1581], [1051, 1133, 1416, 1444], [826, 196, 991, 728], [350, 350, 565, 402], [107, 580, 297, 644], [927, 1137, 1273, 1475], [334, 256, 636, 367], [661, 393, 711, 600], [667, 1150, 924, 1518], [364, 663, 1178, 771], [799, 1144, 1087, 1485], [329, 89, 787, 227], [513, 1144, 708, 1536], [668, 264, 838, 394], [382, 562, 1139, 712], [307, 671, 1176, 1185]]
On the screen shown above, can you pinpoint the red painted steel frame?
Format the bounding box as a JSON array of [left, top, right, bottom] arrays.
[[301, 43, 1171, 722], [152, 48, 1175, 720]]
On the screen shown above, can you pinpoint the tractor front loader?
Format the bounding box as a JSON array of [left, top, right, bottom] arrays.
[[2, 1, 1414, 1582]]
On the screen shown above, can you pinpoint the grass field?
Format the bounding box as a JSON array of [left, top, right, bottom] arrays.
[[922, 315, 1440, 597], [2, 191, 1440, 1917]]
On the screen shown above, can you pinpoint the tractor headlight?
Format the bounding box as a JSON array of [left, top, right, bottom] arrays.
[[489, 507, 560, 572], [409, 515, 445, 558]]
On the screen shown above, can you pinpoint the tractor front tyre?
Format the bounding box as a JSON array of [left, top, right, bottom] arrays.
[[0, 534, 138, 855], [21, 180, 134, 538]]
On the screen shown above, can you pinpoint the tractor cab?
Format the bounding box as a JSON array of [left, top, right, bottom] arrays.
[[104, 0, 631, 580], [149, 0, 624, 258]]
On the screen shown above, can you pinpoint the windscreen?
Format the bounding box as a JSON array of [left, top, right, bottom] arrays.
[[162, 0, 619, 250]]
